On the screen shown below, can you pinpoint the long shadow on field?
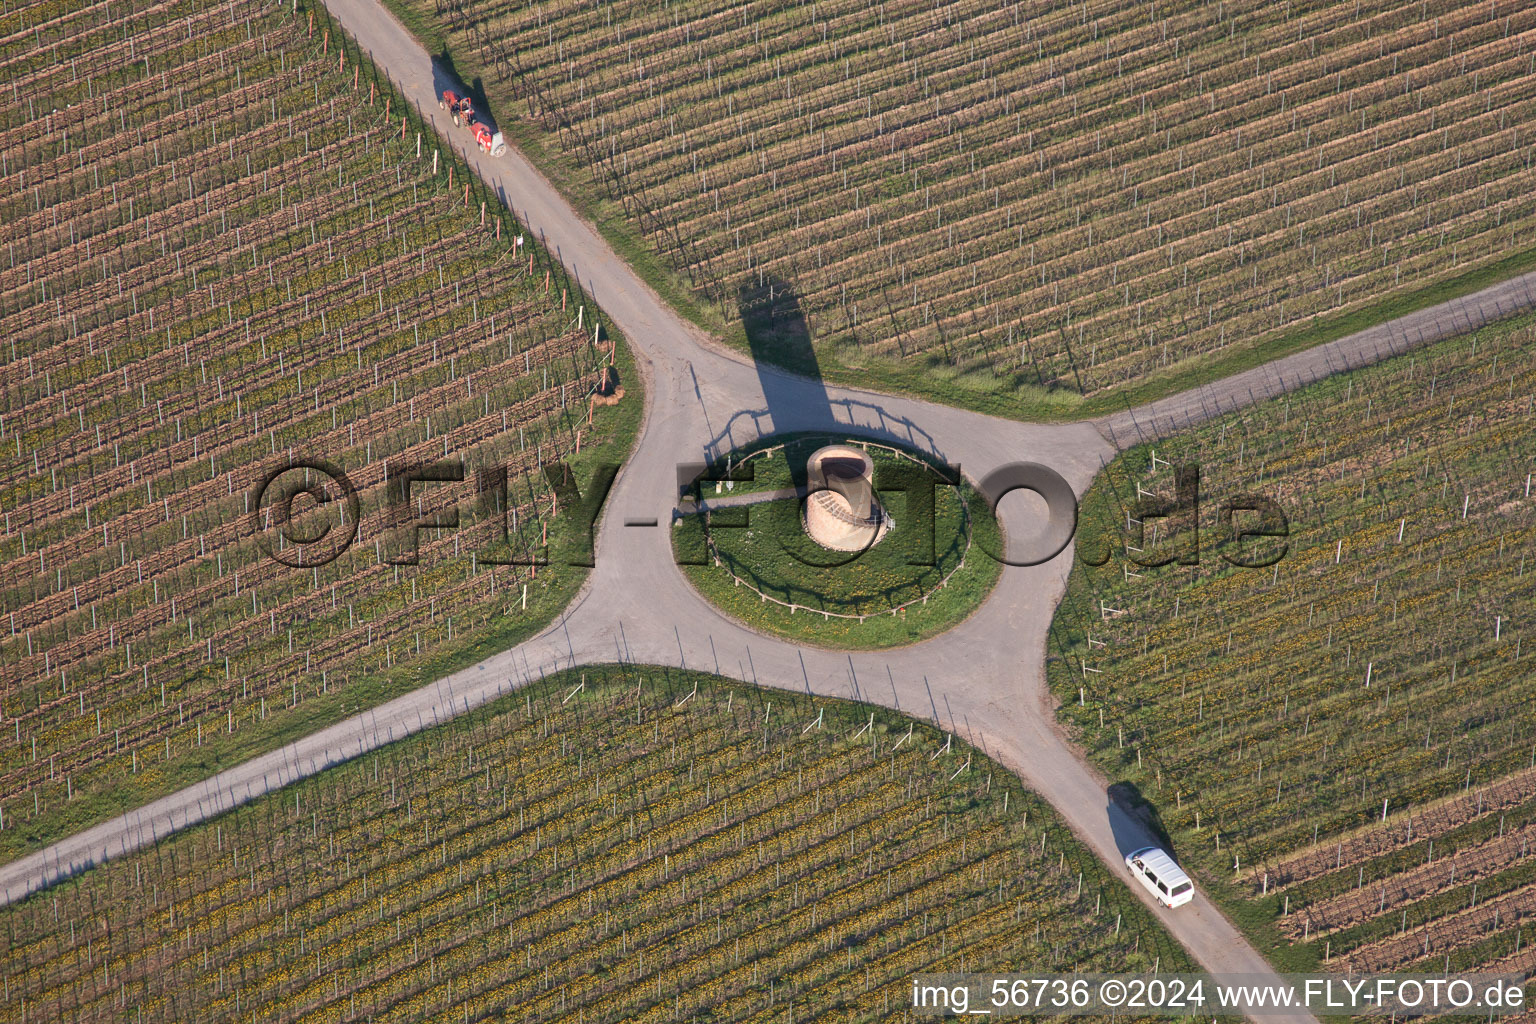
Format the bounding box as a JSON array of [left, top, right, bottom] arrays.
[[735, 276, 830, 485], [701, 277, 941, 464], [1106, 780, 1179, 862]]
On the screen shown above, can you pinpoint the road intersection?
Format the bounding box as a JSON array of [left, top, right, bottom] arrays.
[[9, 4, 1536, 1017]]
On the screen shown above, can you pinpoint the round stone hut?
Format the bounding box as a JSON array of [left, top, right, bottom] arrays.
[[803, 444, 890, 551]]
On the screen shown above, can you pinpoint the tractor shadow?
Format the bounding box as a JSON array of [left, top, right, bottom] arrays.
[[1106, 780, 1179, 863], [429, 50, 496, 133]]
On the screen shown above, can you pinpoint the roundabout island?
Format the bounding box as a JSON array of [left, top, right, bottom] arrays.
[[672, 433, 1004, 649]]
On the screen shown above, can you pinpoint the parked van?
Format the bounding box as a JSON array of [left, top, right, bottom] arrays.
[[1125, 847, 1194, 908]]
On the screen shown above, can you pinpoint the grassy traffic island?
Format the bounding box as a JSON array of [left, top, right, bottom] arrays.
[[672, 434, 1003, 649]]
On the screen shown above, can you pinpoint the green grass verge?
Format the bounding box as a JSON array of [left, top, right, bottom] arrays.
[[1072, 242, 1536, 419]]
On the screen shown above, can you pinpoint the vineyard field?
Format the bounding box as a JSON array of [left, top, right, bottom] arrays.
[[1049, 312, 1536, 977], [0, 0, 638, 863], [0, 666, 1190, 1023], [403, 0, 1536, 416]]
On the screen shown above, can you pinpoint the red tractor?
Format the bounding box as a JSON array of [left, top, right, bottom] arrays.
[[471, 121, 507, 157], [439, 89, 474, 127]]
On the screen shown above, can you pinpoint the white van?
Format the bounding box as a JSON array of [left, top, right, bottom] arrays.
[[1125, 847, 1194, 908]]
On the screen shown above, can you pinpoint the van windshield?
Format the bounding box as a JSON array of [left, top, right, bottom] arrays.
[[1171, 882, 1192, 896]]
